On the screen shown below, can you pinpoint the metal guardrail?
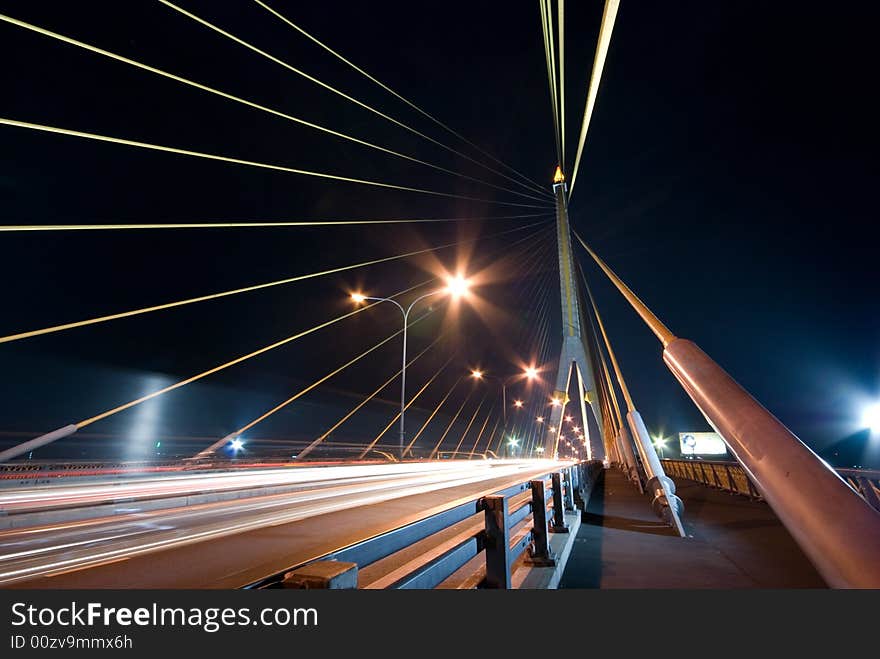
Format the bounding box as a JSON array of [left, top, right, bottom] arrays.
[[246, 460, 604, 590], [662, 459, 880, 513]]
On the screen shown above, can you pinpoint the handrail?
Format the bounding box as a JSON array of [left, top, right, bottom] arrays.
[[662, 458, 880, 513], [246, 460, 603, 589]]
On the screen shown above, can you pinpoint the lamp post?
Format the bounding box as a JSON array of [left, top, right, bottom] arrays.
[[652, 435, 667, 459], [352, 276, 469, 459], [470, 366, 538, 456]]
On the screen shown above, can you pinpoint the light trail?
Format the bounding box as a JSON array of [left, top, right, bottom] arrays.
[[158, 1, 553, 201], [0, 118, 551, 210], [0, 460, 568, 586], [0, 13, 547, 204], [0, 220, 548, 344], [249, 0, 549, 196]]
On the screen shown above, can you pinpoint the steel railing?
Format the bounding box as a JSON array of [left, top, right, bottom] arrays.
[[662, 458, 880, 513], [246, 460, 604, 590]]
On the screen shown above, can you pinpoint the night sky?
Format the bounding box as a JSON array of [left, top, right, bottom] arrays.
[[1, 2, 877, 466]]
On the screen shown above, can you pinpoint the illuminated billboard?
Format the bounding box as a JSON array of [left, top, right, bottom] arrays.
[[679, 432, 727, 456]]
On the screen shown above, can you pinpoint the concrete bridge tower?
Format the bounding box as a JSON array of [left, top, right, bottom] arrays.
[[543, 167, 606, 460]]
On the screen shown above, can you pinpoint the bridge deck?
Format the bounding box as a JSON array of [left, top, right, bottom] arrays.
[[560, 468, 826, 588]]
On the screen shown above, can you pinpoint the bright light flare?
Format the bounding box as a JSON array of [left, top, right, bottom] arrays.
[[536, 416, 544, 423], [471, 369, 484, 379], [535, 446, 545, 453], [445, 275, 470, 298], [507, 436, 519, 446], [862, 402, 880, 434], [230, 438, 244, 451], [550, 397, 562, 407], [350, 292, 366, 303], [524, 366, 539, 380], [513, 399, 524, 408], [565, 415, 573, 423]]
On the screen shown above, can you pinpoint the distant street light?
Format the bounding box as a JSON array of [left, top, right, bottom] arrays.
[[652, 434, 668, 458], [469, 366, 537, 423], [352, 275, 471, 458], [536, 416, 544, 423]]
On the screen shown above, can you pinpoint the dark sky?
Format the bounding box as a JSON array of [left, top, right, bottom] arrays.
[[0, 1, 877, 465]]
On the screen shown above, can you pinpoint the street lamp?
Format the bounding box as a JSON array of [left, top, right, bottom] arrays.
[[507, 435, 519, 458], [352, 275, 470, 458], [470, 366, 536, 423], [652, 434, 667, 458]]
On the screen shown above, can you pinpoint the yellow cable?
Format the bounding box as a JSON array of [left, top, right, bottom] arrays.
[[402, 375, 462, 457], [466, 401, 496, 457], [76, 280, 429, 429], [569, 0, 620, 196], [539, 0, 561, 163], [159, 1, 552, 200], [298, 336, 443, 460], [0, 219, 548, 344], [559, 0, 565, 168], [357, 355, 454, 459], [0, 118, 548, 210], [428, 387, 474, 459], [452, 390, 489, 456], [0, 13, 548, 204], [250, 0, 549, 196], [0, 213, 546, 232], [232, 312, 437, 438]]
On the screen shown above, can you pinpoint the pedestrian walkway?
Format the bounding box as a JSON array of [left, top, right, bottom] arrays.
[[560, 468, 826, 588]]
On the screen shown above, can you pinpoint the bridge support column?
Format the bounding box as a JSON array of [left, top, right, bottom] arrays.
[[664, 338, 880, 588], [627, 410, 684, 535], [542, 174, 607, 459], [616, 426, 644, 493]]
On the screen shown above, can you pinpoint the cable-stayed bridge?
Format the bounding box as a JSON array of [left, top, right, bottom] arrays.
[[1, 2, 879, 590]]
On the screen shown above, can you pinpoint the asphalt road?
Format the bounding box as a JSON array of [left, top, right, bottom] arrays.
[[0, 459, 568, 587]]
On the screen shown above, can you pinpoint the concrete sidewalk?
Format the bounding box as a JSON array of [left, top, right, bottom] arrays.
[[559, 468, 826, 588]]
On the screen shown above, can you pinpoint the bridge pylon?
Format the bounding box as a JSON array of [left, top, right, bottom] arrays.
[[542, 168, 606, 460]]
